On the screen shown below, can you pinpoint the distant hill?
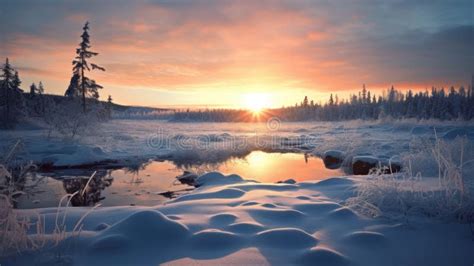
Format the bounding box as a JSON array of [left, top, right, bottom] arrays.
[[22, 93, 170, 114]]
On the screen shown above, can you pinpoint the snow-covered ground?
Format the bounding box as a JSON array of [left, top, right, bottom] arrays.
[[4, 172, 474, 265], [1, 119, 474, 175], [1, 119, 474, 265]]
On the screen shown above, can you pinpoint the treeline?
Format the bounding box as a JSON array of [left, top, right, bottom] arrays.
[[281, 84, 474, 121], [170, 84, 474, 122], [171, 109, 262, 122]]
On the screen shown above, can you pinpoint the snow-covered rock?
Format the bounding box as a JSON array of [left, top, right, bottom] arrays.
[[379, 156, 402, 174], [323, 150, 346, 169], [176, 171, 199, 186], [352, 156, 380, 175], [277, 178, 296, 184], [195, 172, 244, 187]]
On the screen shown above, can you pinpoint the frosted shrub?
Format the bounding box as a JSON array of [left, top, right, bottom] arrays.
[[44, 99, 104, 139], [0, 163, 46, 256], [0, 142, 98, 257], [0, 141, 44, 256], [347, 136, 474, 222]]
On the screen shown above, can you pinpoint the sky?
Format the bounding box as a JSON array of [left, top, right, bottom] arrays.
[[0, 0, 473, 108]]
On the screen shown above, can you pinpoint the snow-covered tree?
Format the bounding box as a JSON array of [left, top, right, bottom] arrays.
[[29, 83, 37, 97], [0, 58, 24, 128], [65, 22, 105, 112], [37, 81, 44, 95], [106, 95, 113, 119], [28, 81, 46, 116]]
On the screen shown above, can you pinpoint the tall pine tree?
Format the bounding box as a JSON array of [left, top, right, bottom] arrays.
[[65, 22, 105, 112], [30, 83, 38, 97], [0, 58, 24, 128]]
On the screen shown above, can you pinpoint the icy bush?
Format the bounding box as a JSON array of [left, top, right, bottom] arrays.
[[347, 136, 474, 222], [43, 99, 107, 139], [0, 162, 45, 256], [0, 141, 97, 256]]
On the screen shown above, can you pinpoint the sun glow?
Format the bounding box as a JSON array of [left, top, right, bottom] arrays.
[[243, 93, 271, 113]]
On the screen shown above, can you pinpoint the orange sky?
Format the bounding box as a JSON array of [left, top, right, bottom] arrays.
[[1, 0, 472, 108]]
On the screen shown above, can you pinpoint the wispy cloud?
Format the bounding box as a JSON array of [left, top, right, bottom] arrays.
[[0, 0, 472, 106]]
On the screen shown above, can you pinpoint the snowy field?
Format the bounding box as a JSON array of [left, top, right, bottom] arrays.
[[1, 119, 474, 265], [2, 119, 474, 174]]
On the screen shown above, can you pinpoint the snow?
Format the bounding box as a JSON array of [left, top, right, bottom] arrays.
[[1, 120, 474, 265], [443, 128, 474, 140], [4, 173, 473, 265], [1, 120, 472, 176]]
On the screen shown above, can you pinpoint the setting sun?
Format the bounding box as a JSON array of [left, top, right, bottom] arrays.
[[243, 93, 271, 113]]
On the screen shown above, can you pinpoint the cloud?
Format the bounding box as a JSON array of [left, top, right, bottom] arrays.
[[0, 0, 472, 105]]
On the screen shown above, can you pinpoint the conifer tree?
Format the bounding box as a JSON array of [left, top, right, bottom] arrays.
[[0, 58, 24, 127], [38, 81, 44, 95], [65, 22, 105, 112], [30, 83, 37, 97], [106, 95, 113, 119]]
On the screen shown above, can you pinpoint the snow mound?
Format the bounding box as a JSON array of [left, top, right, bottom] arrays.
[[196, 172, 244, 187], [254, 228, 318, 249], [296, 195, 311, 200], [209, 213, 238, 226], [343, 231, 387, 246], [99, 210, 189, 243], [241, 201, 259, 206], [89, 234, 129, 251], [189, 229, 243, 251], [225, 222, 264, 235], [173, 188, 246, 202], [248, 208, 306, 225], [328, 207, 359, 220], [294, 202, 342, 215], [233, 183, 298, 192], [297, 247, 350, 266], [317, 177, 354, 186]]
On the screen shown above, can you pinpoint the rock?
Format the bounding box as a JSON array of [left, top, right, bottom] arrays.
[[195, 172, 243, 187], [323, 150, 345, 169], [380, 157, 402, 174], [176, 171, 198, 186], [277, 178, 296, 184], [352, 156, 380, 175]]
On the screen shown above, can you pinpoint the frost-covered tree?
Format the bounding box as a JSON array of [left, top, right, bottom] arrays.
[[302, 96, 309, 107], [28, 81, 45, 116], [29, 83, 37, 97], [105, 95, 113, 119], [362, 84, 367, 103], [0, 58, 24, 128], [170, 81, 474, 122], [37, 81, 44, 95], [12, 71, 21, 91], [65, 22, 105, 112]]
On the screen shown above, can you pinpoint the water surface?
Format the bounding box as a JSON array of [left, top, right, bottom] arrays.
[[16, 151, 343, 209]]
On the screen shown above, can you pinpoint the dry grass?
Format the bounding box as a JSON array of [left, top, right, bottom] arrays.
[[0, 141, 99, 257], [346, 135, 474, 223]]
